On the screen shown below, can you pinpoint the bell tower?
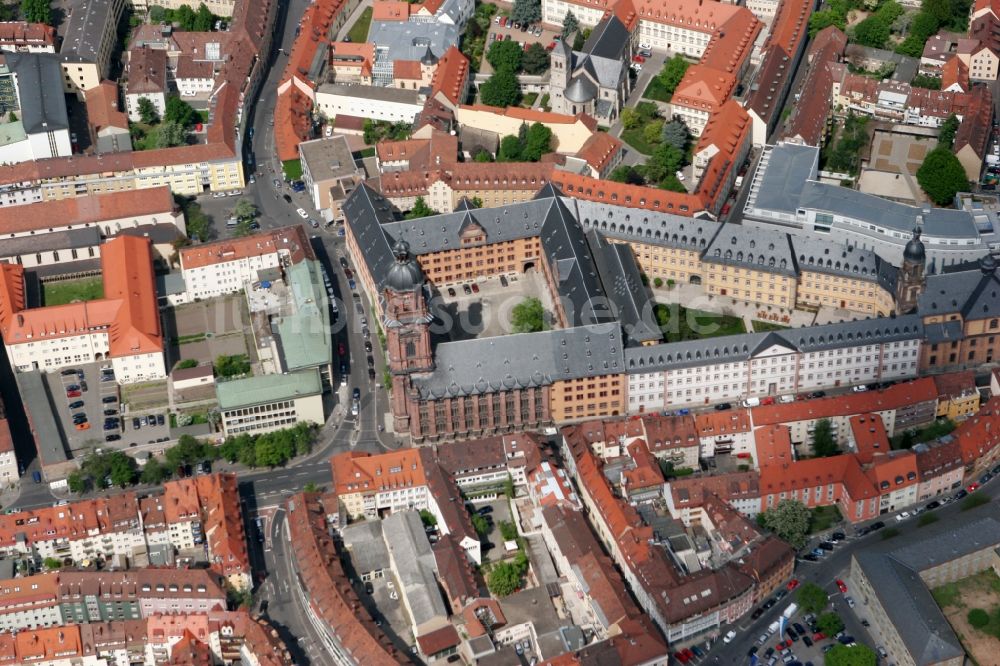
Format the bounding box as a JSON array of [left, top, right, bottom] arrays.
[[382, 240, 433, 432], [896, 227, 926, 314]]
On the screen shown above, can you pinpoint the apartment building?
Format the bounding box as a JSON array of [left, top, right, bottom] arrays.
[[178, 225, 314, 300], [125, 46, 168, 122], [0, 21, 56, 52], [0, 475, 250, 589], [0, 235, 165, 383], [851, 516, 1000, 666], [670, 65, 737, 137], [0, 569, 228, 632]]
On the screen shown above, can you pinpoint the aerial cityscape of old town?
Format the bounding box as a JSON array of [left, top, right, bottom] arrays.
[[0, 0, 1000, 664]]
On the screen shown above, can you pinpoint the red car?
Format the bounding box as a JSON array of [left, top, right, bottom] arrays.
[[761, 396, 776, 406], [968, 482, 980, 492], [471, 283, 480, 293], [836, 579, 847, 593], [674, 651, 690, 663], [66, 390, 82, 398], [813, 632, 826, 642], [682, 649, 694, 661], [338, 342, 346, 356], [632, 54, 646, 63], [786, 578, 799, 591]]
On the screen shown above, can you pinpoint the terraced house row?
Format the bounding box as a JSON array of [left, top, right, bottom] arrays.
[[0, 473, 251, 590]]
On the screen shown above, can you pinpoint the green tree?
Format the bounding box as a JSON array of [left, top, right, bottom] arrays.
[[809, 9, 845, 36], [165, 434, 215, 470], [522, 122, 553, 161], [215, 354, 251, 378], [499, 520, 518, 541], [405, 196, 436, 219], [620, 107, 642, 130], [471, 513, 490, 536], [657, 55, 690, 95], [474, 149, 493, 162], [609, 165, 645, 185], [852, 16, 890, 48], [176, 359, 198, 370], [917, 512, 939, 526], [109, 453, 138, 488], [824, 643, 876, 666], [175, 4, 197, 30], [937, 114, 960, 149], [164, 96, 199, 128], [562, 10, 579, 38], [644, 143, 684, 185], [760, 499, 811, 548], [643, 119, 665, 147], [43, 557, 62, 570], [911, 73, 942, 90], [511, 297, 545, 333], [20, 0, 51, 24], [917, 147, 968, 205], [796, 582, 829, 614], [817, 611, 845, 636], [968, 608, 990, 628], [7, 111, 16, 123], [419, 509, 437, 527], [488, 561, 522, 596], [522, 42, 550, 75], [487, 39, 524, 73], [498, 134, 523, 161], [185, 203, 211, 241], [661, 120, 689, 151], [480, 68, 521, 107], [140, 458, 172, 485], [572, 30, 586, 50], [67, 471, 87, 493], [153, 121, 189, 148], [510, 0, 541, 26], [149, 6, 167, 23], [470, 196, 484, 208], [193, 2, 214, 31], [233, 199, 257, 221], [138, 97, 160, 125], [812, 418, 840, 457], [924, 0, 953, 24]]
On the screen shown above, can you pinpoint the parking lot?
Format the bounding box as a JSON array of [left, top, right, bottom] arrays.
[[45, 363, 122, 454], [471, 498, 514, 563], [358, 571, 415, 656], [430, 271, 556, 342]]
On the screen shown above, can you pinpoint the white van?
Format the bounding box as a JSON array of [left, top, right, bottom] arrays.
[[782, 602, 798, 619], [742, 397, 761, 408]]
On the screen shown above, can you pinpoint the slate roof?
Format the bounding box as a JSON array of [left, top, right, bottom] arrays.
[[368, 20, 461, 64], [4, 53, 68, 134], [703, 224, 796, 277], [752, 143, 981, 240], [412, 324, 625, 399], [625, 314, 924, 373], [854, 514, 1000, 665], [585, 229, 661, 345], [918, 263, 1000, 318], [571, 15, 629, 89]]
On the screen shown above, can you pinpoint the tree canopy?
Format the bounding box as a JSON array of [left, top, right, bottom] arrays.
[[917, 147, 968, 205], [562, 11, 579, 38], [812, 418, 840, 457], [137, 98, 160, 125], [661, 120, 690, 151], [796, 582, 829, 614], [510, 0, 541, 26], [657, 55, 690, 96], [20, 0, 51, 24], [522, 42, 550, 75], [165, 96, 200, 128], [215, 354, 251, 378], [824, 643, 877, 666], [405, 196, 437, 219], [487, 40, 523, 73], [760, 499, 811, 548], [480, 68, 521, 107], [937, 114, 960, 150], [817, 611, 845, 636], [511, 297, 546, 333]]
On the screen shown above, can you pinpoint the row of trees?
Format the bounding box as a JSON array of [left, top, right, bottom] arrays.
[[490, 122, 553, 162], [149, 3, 218, 32], [20, 0, 50, 24], [486, 39, 549, 76], [850, 0, 904, 49], [134, 96, 200, 150]]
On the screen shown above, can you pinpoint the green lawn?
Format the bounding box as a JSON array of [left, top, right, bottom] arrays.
[[521, 92, 539, 108], [752, 320, 789, 332], [643, 78, 672, 102], [282, 158, 303, 181], [655, 304, 746, 343], [43, 278, 104, 306], [809, 505, 842, 533], [346, 6, 373, 43], [620, 128, 660, 155]]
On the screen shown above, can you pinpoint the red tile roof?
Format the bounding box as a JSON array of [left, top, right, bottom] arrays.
[[549, 171, 706, 215], [0, 236, 162, 356], [575, 131, 623, 173], [0, 186, 174, 234], [941, 55, 969, 91], [415, 624, 460, 656], [430, 46, 470, 106], [955, 85, 993, 159], [750, 378, 938, 426], [869, 451, 919, 493], [849, 414, 889, 465], [754, 425, 793, 469], [672, 65, 737, 112], [373, 1, 410, 21], [128, 46, 168, 95], [393, 59, 422, 80], [180, 225, 313, 270], [0, 21, 56, 47], [85, 80, 129, 132]]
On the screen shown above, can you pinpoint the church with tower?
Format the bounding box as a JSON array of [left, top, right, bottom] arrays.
[[896, 228, 927, 314]]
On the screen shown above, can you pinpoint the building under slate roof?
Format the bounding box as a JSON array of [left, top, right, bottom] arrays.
[[625, 314, 925, 373], [585, 229, 661, 345], [853, 513, 1000, 665], [3, 53, 69, 134], [574, 15, 630, 89], [412, 324, 625, 399], [917, 257, 1000, 318], [381, 510, 449, 633]]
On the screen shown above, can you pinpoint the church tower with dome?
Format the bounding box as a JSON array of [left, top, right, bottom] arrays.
[[896, 227, 926, 314], [382, 240, 434, 432]]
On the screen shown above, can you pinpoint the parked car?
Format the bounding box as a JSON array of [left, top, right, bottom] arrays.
[[830, 531, 846, 541], [852, 384, 868, 393], [715, 402, 733, 410], [102, 395, 117, 404], [68, 400, 85, 409], [156, 414, 165, 426], [60, 368, 78, 376], [462, 283, 472, 295], [925, 500, 941, 510], [133, 418, 141, 430], [836, 579, 847, 593], [786, 579, 799, 591]]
